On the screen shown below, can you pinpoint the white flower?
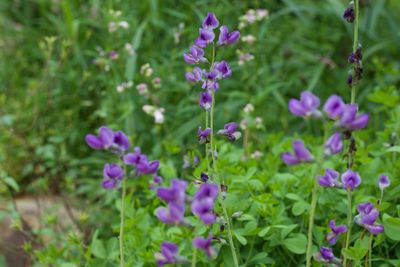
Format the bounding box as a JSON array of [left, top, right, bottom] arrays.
[[244, 103, 254, 113], [119, 21, 129, 29]]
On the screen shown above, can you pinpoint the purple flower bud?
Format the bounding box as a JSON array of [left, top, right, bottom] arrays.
[[288, 91, 321, 118], [200, 172, 209, 182], [217, 122, 241, 141], [281, 140, 314, 166], [198, 127, 211, 144], [347, 52, 357, 63], [102, 163, 124, 189], [323, 95, 345, 120], [199, 91, 212, 110], [347, 74, 353, 86], [85, 126, 115, 150], [218, 25, 240, 45], [341, 169, 361, 190], [318, 168, 340, 188], [214, 61, 232, 79], [326, 220, 347, 245], [195, 28, 215, 48], [343, 2, 355, 23], [193, 235, 215, 258], [183, 45, 206, 64], [355, 202, 384, 235], [153, 175, 163, 185], [378, 174, 390, 191], [202, 12, 219, 30], [155, 242, 178, 266], [324, 132, 343, 155], [186, 67, 203, 82]]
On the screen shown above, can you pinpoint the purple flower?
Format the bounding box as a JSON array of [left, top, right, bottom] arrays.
[[218, 25, 240, 45], [214, 61, 232, 79], [199, 91, 212, 110], [378, 174, 390, 191], [326, 220, 347, 245], [193, 235, 215, 258], [198, 127, 211, 144], [154, 242, 178, 266], [355, 202, 384, 235], [217, 122, 241, 141], [341, 169, 361, 190], [157, 179, 188, 204], [324, 132, 343, 155], [288, 91, 321, 118], [195, 28, 215, 48], [318, 168, 340, 188], [183, 45, 206, 64], [337, 104, 369, 130], [136, 160, 160, 175], [323, 95, 345, 120], [343, 2, 355, 23], [85, 126, 130, 153], [156, 202, 185, 225], [281, 140, 314, 166], [102, 163, 124, 189], [123, 147, 147, 166], [202, 12, 219, 30], [191, 183, 218, 224], [202, 70, 219, 90], [186, 67, 203, 82], [313, 247, 338, 263]]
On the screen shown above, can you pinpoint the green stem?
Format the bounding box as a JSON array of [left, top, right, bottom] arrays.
[[351, 0, 359, 104], [219, 196, 239, 267], [343, 189, 352, 267], [119, 176, 127, 267], [205, 110, 210, 170], [366, 234, 373, 267], [191, 247, 197, 267]]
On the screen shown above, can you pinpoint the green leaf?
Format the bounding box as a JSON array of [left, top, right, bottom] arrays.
[[386, 146, 400, 153], [234, 231, 247, 245], [91, 239, 107, 259], [258, 226, 271, 237], [383, 213, 400, 240], [292, 202, 310, 216], [283, 233, 307, 254], [3, 176, 20, 192]]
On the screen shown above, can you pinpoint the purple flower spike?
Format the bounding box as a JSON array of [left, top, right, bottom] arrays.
[[378, 174, 390, 191], [186, 67, 203, 82], [184, 45, 206, 64], [341, 169, 361, 190], [343, 2, 355, 23], [326, 220, 347, 245], [214, 61, 232, 79], [217, 122, 241, 141], [199, 91, 212, 110], [198, 127, 211, 144], [323, 95, 345, 120], [202, 12, 219, 30], [355, 202, 384, 235], [155, 242, 178, 266], [288, 91, 321, 118], [195, 28, 215, 48], [102, 163, 124, 189], [193, 235, 216, 258], [318, 168, 340, 188], [218, 25, 240, 45], [281, 140, 314, 166], [324, 132, 343, 156], [85, 126, 114, 150]]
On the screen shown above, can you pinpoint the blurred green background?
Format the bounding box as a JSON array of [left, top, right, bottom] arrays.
[[1, 0, 399, 266]]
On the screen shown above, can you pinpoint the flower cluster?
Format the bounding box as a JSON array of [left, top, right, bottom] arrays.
[[85, 126, 161, 189], [354, 202, 384, 234], [318, 169, 361, 191]]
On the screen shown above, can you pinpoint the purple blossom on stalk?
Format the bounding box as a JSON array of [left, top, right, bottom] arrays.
[[199, 91, 212, 110], [378, 174, 390, 191], [136, 160, 160, 175], [198, 127, 211, 144], [202, 12, 219, 30], [191, 183, 218, 224], [193, 235, 216, 258], [323, 95, 346, 120], [195, 28, 215, 48], [288, 91, 321, 118], [183, 45, 206, 64], [336, 104, 369, 130], [200, 172, 209, 182], [102, 163, 124, 189], [218, 25, 240, 45], [324, 132, 343, 155], [154, 242, 179, 266], [217, 122, 241, 141], [341, 169, 361, 190], [85, 126, 130, 153], [214, 61, 232, 79], [355, 202, 384, 235], [186, 67, 203, 82], [281, 140, 314, 166], [202, 70, 219, 90], [318, 168, 340, 188], [123, 147, 147, 166], [313, 247, 340, 264], [343, 1, 355, 23], [326, 220, 347, 245]]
